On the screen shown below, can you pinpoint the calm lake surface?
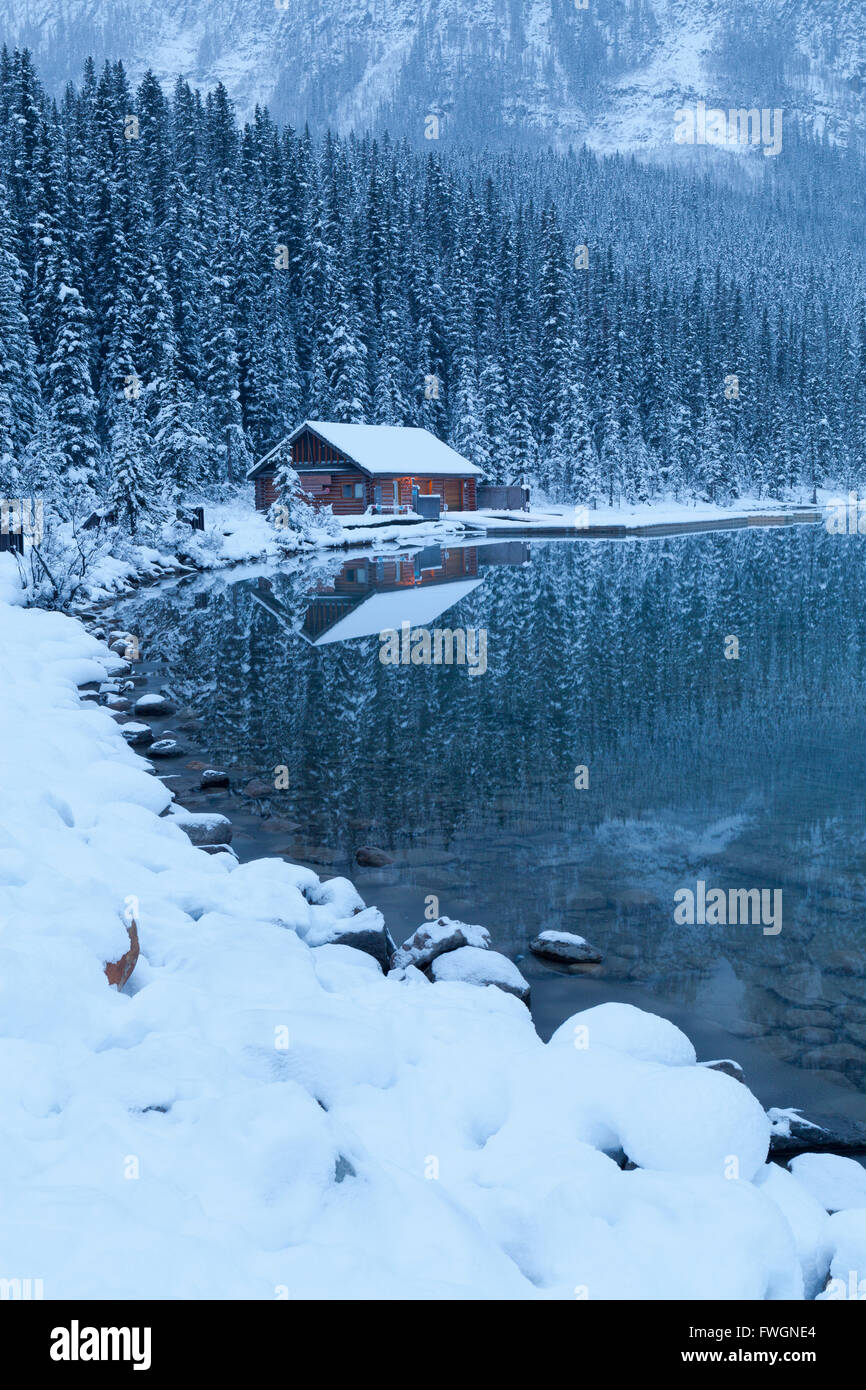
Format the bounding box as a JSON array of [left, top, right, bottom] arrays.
[[113, 525, 866, 1123]]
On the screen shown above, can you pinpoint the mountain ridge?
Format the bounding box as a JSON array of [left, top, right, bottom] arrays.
[[1, 0, 863, 152]]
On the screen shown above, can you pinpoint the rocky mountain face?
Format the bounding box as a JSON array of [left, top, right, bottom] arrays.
[[1, 0, 863, 150]]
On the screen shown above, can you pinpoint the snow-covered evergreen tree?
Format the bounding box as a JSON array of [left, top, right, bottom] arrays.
[[0, 183, 41, 492], [109, 399, 154, 532]]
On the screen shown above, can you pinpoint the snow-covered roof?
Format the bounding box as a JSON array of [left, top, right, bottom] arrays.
[[305, 577, 484, 645], [249, 422, 482, 479]]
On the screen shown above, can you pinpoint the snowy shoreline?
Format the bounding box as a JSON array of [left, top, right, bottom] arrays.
[[33, 491, 828, 615], [3, 550, 866, 1299]]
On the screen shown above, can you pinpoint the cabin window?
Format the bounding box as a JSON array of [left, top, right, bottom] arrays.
[[342, 483, 364, 500]]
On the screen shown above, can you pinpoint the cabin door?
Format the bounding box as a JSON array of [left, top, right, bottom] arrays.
[[443, 479, 463, 511], [375, 481, 395, 510]]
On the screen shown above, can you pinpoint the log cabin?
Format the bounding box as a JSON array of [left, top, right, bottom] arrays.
[[248, 421, 483, 516]]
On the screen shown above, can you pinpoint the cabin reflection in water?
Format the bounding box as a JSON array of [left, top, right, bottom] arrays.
[[249, 544, 530, 648], [300, 545, 482, 646]]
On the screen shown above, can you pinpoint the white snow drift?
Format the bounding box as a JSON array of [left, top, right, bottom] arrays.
[[0, 553, 858, 1299]]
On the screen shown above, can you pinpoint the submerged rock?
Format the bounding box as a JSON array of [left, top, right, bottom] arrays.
[[792, 1026, 835, 1046], [570, 890, 608, 914], [391, 917, 491, 972], [355, 845, 395, 867], [285, 843, 343, 866], [800, 1042, 866, 1074], [430, 945, 530, 1003], [612, 888, 661, 910], [259, 818, 302, 835], [244, 778, 274, 798], [824, 950, 865, 975], [529, 929, 603, 964]]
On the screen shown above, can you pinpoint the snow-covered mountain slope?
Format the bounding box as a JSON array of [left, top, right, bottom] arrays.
[[0, 0, 863, 151]]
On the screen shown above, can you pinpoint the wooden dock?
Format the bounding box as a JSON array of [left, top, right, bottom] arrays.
[[457, 507, 824, 540]]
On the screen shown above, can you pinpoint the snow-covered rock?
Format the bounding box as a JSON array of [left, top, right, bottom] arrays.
[[701, 1058, 745, 1084], [390, 916, 490, 971], [134, 693, 176, 717], [148, 738, 184, 758], [305, 905, 393, 970], [200, 769, 230, 789], [167, 807, 233, 847], [430, 946, 530, 1002], [103, 695, 130, 712], [120, 722, 154, 746], [768, 1106, 866, 1157], [529, 929, 603, 964], [788, 1154, 866, 1213]]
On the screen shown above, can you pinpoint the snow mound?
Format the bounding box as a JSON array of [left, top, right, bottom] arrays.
[[0, 553, 25, 606], [754, 1162, 830, 1299], [788, 1154, 866, 1213], [617, 1066, 770, 1179], [549, 1002, 697, 1067], [816, 1210, 866, 1299]]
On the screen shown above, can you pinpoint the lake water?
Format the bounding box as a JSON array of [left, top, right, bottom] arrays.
[[112, 525, 866, 1124]]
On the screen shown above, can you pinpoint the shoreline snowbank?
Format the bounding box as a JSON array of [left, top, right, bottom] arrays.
[[5, 490, 833, 614], [0, 552, 862, 1299]]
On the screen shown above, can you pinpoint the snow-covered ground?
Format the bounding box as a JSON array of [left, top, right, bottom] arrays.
[[1, 550, 864, 1299]]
